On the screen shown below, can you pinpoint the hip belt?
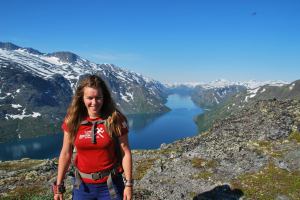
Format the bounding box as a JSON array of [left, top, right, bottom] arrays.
[[77, 166, 119, 180], [74, 165, 121, 200]]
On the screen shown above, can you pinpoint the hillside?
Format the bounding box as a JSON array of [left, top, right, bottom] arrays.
[[0, 42, 170, 142], [195, 80, 300, 132], [1, 99, 299, 199]]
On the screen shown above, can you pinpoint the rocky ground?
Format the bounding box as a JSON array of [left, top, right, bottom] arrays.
[[1, 99, 300, 199]]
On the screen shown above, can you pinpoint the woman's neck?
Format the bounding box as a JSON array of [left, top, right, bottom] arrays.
[[88, 115, 100, 119]]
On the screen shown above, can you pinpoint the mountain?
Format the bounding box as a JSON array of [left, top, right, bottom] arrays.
[[191, 85, 247, 109], [2, 98, 300, 199], [164, 83, 196, 96], [131, 98, 300, 199], [240, 80, 300, 102], [165, 79, 289, 109], [0, 42, 169, 142], [195, 79, 300, 132], [164, 80, 247, 108], [166, 79, 288, 90]]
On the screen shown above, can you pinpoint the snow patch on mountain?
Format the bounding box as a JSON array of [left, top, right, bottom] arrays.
[[5, 108, 41, 120], [40, 56, 66, 66], [0, 92, 13, 99], [289, 83, 295, 90], [245, 87, 260, 102], [11, 104, 22, 108], [260, 88, 266, 93], [214, 96, 220, 104], [0, 46, 162, 96], [125, 91, 134, 101]]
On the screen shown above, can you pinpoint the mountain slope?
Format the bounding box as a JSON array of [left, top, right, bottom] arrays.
[[191, 84, 247, 109], [0, 60, 72, 141], [166, 79, 289, 109], [0, 42, 169, 141], [2, 99, 300, 199], [131, 99, 300, 199], [195, 79, 300, 132]]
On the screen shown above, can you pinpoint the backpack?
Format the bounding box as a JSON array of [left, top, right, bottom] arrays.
[[70, 119, 123, 199]]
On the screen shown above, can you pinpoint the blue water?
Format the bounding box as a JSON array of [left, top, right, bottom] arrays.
[[0, 94, 203, 161], [128, 94, 203, 149]]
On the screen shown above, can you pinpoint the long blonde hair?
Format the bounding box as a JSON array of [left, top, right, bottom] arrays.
[[65, 74, 128, 142]]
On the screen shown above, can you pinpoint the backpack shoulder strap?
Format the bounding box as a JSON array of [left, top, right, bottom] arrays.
[[112, 133, 123, 167]]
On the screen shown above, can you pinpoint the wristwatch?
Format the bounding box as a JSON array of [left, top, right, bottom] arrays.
[[124, 178, 134, 187], [52, 181, 66, 194]]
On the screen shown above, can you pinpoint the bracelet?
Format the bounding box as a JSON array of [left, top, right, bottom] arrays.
[[124, 178, 134, 187], [52, 181, 66, 194]]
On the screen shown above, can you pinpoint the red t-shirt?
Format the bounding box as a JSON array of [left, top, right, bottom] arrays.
[[62, 116, 128, 184]]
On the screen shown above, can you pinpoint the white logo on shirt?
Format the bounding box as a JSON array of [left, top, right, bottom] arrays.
[[96, 127, 104, 138], [79, 127, 105, 140]]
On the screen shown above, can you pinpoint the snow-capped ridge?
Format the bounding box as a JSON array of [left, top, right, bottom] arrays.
[[47, 51, 79, 63], [164, 82, 203, 88], [166, 79, 290, 90], [0, 41, 168, 114], [241, 80, 289, 89], [0, 42, 43, 55]]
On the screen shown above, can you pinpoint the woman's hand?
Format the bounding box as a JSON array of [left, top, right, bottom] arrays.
[[54, 131, 72, 200], [123, 186, 133, 200]]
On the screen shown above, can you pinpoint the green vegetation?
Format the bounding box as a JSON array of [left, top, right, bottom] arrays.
[[195, 100, 235, 133], [190, 157, 218, 181], [231, 162, 300, 199], [194, 89, 249, 133], [134, 158, 157, 180], [191, 157, 218, 169], [191, 171, 214, 180], [2, 186, 52, 200], [0, 116, 63, 143], [288, 130, 300, 143], [255, 140, 284, 158], [160, 148, 179, 155], [0, 159, 44, 171]]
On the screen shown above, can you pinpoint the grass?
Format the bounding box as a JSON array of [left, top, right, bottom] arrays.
[[231, 162, 300, 199], [0, 159, 44, 171], [191, 171, 214, 180], [249, 140, 284, 158], [159, 148, 179, 155], [288, 130, 300, 143], [1, 185, 52, 200], [134, 158, 157, 180], [190, 157, 218, 181], [191, 157, 218, 169], [258, 140, 282, 157]]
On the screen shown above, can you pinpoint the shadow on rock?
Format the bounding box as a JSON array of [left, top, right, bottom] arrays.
[[193, 184, 244, 200]]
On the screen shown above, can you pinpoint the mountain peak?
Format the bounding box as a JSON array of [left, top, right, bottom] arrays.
[[0, 42, 21, 50], [47, 51, 79, 63], [23, 47, 43, 55], [0, 42, 43, 55]]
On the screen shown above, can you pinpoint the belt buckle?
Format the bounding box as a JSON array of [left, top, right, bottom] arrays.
[[91, 172, 102, 180]]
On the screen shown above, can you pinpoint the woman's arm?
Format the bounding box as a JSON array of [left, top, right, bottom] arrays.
[[54, 131, 73, 200], [119, 134, 133, 200]]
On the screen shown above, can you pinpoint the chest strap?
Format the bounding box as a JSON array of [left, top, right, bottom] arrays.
[[81, 119, 105, 144]]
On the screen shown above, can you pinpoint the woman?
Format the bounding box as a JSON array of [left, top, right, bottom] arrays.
[[53, 74, 133, 200]]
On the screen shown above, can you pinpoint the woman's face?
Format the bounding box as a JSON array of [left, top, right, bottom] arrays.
[[83, 86, 104, 118]]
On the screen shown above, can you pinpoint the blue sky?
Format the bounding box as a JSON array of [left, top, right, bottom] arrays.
[[1, 0, 299, 83]]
